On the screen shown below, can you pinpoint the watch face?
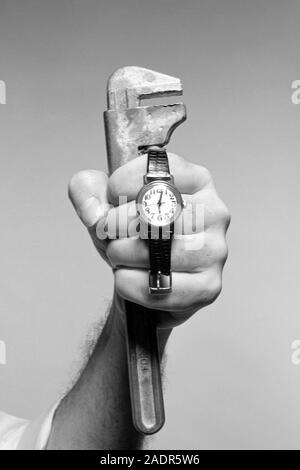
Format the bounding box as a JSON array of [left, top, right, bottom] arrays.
[[137, 182, 183, 227]]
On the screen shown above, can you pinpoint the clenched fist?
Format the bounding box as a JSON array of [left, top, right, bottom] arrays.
[[68, 153, 230, 329]]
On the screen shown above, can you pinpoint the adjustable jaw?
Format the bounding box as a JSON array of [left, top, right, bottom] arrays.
[[104, 66, 187, 174]]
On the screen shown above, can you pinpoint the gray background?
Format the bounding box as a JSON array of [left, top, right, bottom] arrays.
[[0, 0, 299, 449]]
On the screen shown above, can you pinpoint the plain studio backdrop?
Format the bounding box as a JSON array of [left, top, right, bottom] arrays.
[[0, 0, 299, 450]]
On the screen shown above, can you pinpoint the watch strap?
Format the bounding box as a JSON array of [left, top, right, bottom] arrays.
[[148, 225, 173, 294], [146, 148, 173, 294], [148, 227, 172, 275], [147, 148, 170, 175]]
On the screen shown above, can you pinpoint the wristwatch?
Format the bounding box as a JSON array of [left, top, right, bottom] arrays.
[[136, 148, 184, 294]]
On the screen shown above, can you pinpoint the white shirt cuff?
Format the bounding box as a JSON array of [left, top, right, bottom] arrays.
[[17, 402, 59, 450]]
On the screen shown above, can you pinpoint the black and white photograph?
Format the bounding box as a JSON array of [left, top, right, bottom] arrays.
[[0, 0, 299, 453]]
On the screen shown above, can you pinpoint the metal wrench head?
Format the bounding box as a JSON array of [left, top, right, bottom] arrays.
[[104, 66, 186, 174]]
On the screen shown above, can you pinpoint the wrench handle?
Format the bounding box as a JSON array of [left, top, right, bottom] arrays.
[[125, 301, 165, 434]]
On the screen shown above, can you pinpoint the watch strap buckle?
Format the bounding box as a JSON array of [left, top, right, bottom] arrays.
[[149, 271, 172, 295]]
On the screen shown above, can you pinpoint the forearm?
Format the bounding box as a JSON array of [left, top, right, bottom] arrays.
[[47, 294, 171, 450]]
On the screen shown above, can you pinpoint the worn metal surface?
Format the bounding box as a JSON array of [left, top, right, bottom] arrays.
[[104, 66, 186, 173]]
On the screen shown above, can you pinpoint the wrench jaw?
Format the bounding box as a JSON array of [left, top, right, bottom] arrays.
[[107, 66, 184, 110], [104, 66, 187, 174]]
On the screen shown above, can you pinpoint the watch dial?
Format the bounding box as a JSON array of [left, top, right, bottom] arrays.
[[140, 184, 179, 226]]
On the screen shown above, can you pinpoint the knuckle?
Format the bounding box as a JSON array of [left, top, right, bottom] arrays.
[[213, 198, 231, 227], [221, 203, 231, 227], [68, 170, 89, 196], [203, 271, 223, 304], [211, 237, 228, 264], [106, 240, 118, 268], [192, 164, 212, 190], [197, 165, 212, 183], [68, 170, 107, 199]]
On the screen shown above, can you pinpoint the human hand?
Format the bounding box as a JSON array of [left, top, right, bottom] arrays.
[[68, 153, 230, 329]]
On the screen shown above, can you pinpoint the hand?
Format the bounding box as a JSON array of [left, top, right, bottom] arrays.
[[68, 153, 230, 329], [157, 190, 163, 212]]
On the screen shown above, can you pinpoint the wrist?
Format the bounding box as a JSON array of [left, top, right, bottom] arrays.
[[105, 291, 127, 341]]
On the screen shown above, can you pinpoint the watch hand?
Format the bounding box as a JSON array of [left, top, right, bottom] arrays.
[[157, 192, 163, 206]]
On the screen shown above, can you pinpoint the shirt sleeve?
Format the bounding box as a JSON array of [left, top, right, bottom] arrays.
[[0, 402, 59, 450]]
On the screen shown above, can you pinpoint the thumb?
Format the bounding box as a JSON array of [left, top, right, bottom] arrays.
[[68, 170, 110, 227]]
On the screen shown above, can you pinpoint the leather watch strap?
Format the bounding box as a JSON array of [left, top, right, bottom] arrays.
[[148, 226, 173, 275]]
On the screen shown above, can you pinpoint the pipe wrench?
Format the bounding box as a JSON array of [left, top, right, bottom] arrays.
[[104, 66, 186, 434]]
